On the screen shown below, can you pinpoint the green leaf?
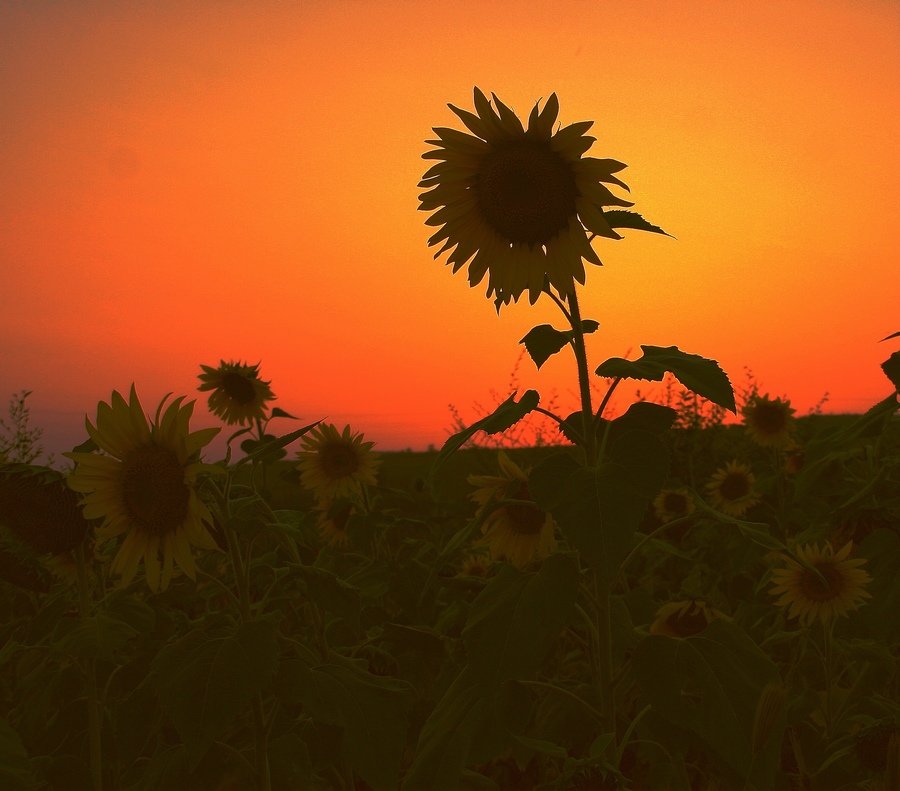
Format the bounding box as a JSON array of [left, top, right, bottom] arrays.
[[401, 669, 531, 791], [604, 210, 673, 237], [632, 619, 781, 788], [512, 734, 568, 759], [152, 619, 280, 770], [274, 656, 410, 791], [596, 346, 735, 413], [530, 433, 669, 588], [0, 718, 34, 791], [462, 553, 578, 684], [429, 390, 539, 480], [519, 321, 600, 370], [880, 349, 900, 391], [55, 612, 137, 661], [235, 420, 320, 467], [269, 406, 299, 420], [288, 564, 361, 633]]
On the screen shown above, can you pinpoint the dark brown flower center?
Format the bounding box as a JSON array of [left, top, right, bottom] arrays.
[[476, 141, 578, 245], [121, 446, 190, 536], [799, 562, 844, 602], [321, 444, 360, 480], [751, 402, 789, 434], [668, 606, 711, 638], [720, 473, 751, 501], [503, 480, 546, 535], [221, 372, 257, 405], [663, 493, 688, 513]]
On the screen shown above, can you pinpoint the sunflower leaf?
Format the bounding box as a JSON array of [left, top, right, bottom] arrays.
[[268, 406, 298, 420], [604, 210, 674, 238], [881, 349, 900, 391], [152, 619, 280, 771], [520, 322, 600, 370], [0, 717, 37, 791], [429, 390, 539, 481], [235, 420, 320, 467], [596, 346, 736, 413]]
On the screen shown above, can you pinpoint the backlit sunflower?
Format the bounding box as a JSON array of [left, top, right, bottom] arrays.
[[770, 540, 872, 627], [296, 423, 380, 501], [64, 386, 221, 593], [649, 599, 730, 638], [652, 487, 695, 523], [419, 87, 650, 306], [198, 360, 275, 426], [315, 499, 354, 549], [706, 460, 760, 517], [741, 394, 795, 447], [468, 450, 556, 569]]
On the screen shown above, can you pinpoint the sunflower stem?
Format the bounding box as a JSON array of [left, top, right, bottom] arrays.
[[822, 619, 835, 740], [75, 542, 103, 791], [565, 288, 596, 466]]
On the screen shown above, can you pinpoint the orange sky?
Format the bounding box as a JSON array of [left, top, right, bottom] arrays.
[[1, 0, 898, 458]]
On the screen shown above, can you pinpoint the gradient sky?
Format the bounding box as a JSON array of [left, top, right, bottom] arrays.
[[1, 0, 898, 459]]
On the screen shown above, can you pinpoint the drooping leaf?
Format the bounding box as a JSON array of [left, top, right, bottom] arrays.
[[269, 406, 299, 420], [429, 390, 540, 480], [604, 210, 673, 237], [530, 432, 668, 588], [0, 718, 34, 791], [288, 564, 361, 633], [463, 553, 579, 684], [274, 655, 410, 791], [596, 346, 735, 412], [152, 619, 280, 770], [55, 612, 137, 661], [520, 321, 600, 370], [881, 349, 900, 391], [632, 619, 781, 789]]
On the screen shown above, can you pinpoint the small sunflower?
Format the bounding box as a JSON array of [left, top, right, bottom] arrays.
[[649, 599, 730, 638], [64, 386, 222, 593], [652, 487, 695, 523], [706, 460, 760, 517], [770, 541, 872, 627], [198, 360, 275, 426], [419, 87, 654, 306], [468, 450, 556, 569], [296, 423, 380, 501], [741, 394, 795, 447], [459, 552, 492, 578], [315, 499, 354, 549], [782, 439, 805, 474]]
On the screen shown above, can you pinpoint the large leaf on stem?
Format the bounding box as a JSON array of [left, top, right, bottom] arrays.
[[596, 346, 735, 412], [520, 321, 599, 370], [530, 432, 668, 589]]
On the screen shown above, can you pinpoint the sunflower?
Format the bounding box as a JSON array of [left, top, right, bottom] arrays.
[[198, 360, 275, 426], [649, 599, 730, 638], [652, 487, 695, 523], [769, 541, 872, 627], [64, 386, 221, 593], [706, 460, 760, 517], [419, 87, 639, 306], [782, 439, 805, 474], [315, 499, 354, 549], [296, 423, 380, 501], [468, 450, 556, 569], [741, 394, 795, 447]]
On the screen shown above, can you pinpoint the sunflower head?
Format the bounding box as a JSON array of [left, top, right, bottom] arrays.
[[296, 423, 380, 502], [198, 360, 275, 426], [649, 599, 730, 638], [782, 439, 805, 474], [741, 394, 795, 447], [64, 385, 222, 593], [315, 499, 355, 549], [706, 460, 760, 517], [419, 87, 651, 307], [468, 450, 556, 569], [652, 487, 696, 523], [769, 540, 872, 627]]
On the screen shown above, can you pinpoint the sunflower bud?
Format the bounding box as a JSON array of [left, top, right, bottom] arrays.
[[752, 680, 787, 757]]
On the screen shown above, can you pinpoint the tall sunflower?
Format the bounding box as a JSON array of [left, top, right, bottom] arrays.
[[706, 460, 760, 517], [741, 394, 795, 447], [198, 360, 275, 426], [468, 450, 556, 569], [64, 386, 221, 593], [770, 541, 872, 627], [296, 423, 380, 501], [419, 87, 657, 306]]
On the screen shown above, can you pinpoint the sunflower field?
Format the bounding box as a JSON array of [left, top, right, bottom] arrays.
[[1, 89, 899, 791]]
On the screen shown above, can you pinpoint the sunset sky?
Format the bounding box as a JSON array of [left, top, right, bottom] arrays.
[[1, 0, 898, 459]]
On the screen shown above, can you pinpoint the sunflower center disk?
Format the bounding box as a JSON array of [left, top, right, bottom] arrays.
[[800, 563, 844, 601], [121, 446, 190, 536], [754, 405, 787, 433], [664, 493, 687, 513], [321, 446, 360, 480], [222, 372, 258, 405], [476, 141, 578, 246], [720, 474, 751, 500]]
